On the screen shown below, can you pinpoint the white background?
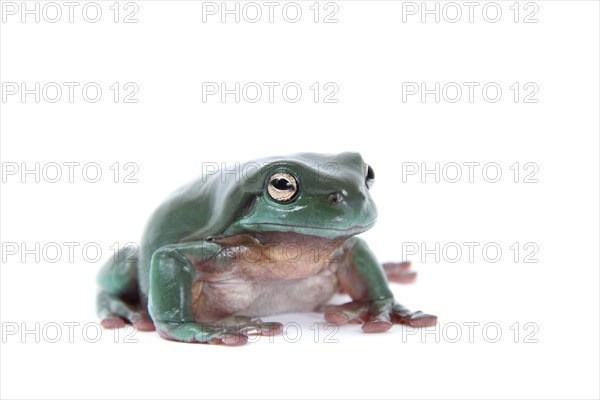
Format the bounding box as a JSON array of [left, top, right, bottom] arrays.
[[1, 1, 599, 399]]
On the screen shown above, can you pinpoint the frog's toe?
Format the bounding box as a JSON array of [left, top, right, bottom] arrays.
[[323, 302, 367, 325], [209, 333, 249, 346], [395, 311, 438, 327], [382, 261, 417, 284], [260, 322, 284, 336], [362, 320, 393, 333], [392, 303, 437, 327], [361, 299, 394, 333], [324, 311, 350, 325], [232, 319, 284, 336], [100, 315, 128, 330], [132, 319, 156, 332]]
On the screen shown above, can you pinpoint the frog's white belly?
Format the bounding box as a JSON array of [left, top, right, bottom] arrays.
[[189, 233, 345, 322], [192, 268, 339, 322]]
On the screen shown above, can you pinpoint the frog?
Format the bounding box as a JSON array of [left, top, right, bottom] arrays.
[[96, 152, 437, 345]]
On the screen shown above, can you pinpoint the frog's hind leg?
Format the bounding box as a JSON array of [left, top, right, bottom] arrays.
[[96, 248, 155, 331], [97, 292, 155, 331]]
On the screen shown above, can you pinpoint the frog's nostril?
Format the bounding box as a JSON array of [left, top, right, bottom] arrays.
[[328, 193, 341, 206]]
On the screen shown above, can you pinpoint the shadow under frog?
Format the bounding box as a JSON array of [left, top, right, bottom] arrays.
[[96, 152, 436, 345]]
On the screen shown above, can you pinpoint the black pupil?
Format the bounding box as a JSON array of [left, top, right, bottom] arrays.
[[367, 166, 375, 180], [272, 178, 292, 191]]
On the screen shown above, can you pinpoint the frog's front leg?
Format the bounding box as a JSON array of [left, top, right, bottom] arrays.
[[324, 237, 437, 333], [148, 241, 280, 346]]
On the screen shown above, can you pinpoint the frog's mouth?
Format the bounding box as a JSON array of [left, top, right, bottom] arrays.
[[243, 220, 376, 237]]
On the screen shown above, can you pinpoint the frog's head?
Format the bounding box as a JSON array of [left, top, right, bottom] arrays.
[[225, 152, 377, 239]]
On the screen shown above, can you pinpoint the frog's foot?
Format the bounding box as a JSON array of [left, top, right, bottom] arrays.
[[382, 261, 417, 284], [323, 299, 437, 333], [155, 319, 284, 346], [97, 292, 155, 332]]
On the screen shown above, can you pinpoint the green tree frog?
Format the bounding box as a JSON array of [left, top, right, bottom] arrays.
[[97, 152, 436, 345]]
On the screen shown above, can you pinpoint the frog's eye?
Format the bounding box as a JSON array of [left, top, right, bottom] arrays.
[[267, 172, 298, 203], [365, 164, 375, 189]]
